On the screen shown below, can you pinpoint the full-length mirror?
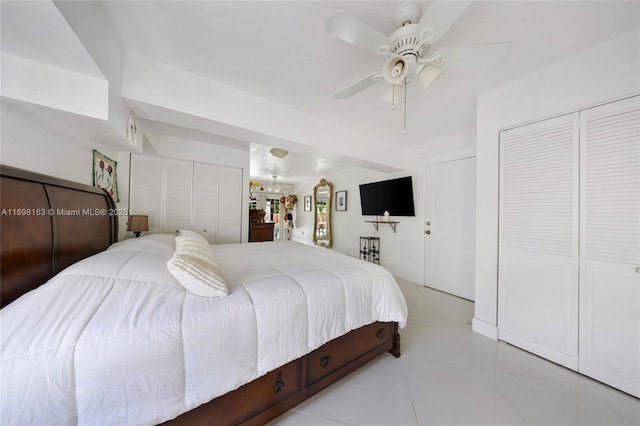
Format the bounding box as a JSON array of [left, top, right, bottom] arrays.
[[313, 178, 333, 248]]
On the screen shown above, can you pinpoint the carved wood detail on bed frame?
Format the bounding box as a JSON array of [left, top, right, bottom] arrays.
[[0, 164, 118, 308], [0, 164, 401, 425]]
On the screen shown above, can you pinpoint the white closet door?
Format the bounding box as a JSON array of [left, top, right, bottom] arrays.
[[162, 158, 193, 235], [129, 154, 163, 234], [579, 95, 640, 397], [498, 113, 580, 370], [193, 162, 219, 243], [217, 166, 242, 244]]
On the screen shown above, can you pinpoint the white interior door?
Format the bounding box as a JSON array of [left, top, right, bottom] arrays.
[[579, 96, 640, 398], [424, 156, 476, 300], [498, 113, 579, 370]]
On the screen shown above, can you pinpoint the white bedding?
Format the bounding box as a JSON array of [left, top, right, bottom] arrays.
[[0, 236, 408, 425]]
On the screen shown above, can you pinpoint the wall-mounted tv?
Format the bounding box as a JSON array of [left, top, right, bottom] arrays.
[[359, 176, 415, 217]]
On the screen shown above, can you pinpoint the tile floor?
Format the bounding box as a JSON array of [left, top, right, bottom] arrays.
[[268, 278, 640, 425]]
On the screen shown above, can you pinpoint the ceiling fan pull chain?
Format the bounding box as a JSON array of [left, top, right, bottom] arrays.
[[402, 79, 407, 134], [392, 85, 396, 111]]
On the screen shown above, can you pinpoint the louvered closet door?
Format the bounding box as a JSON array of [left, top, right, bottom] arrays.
[[193, 162, 219, 243], [217, 166, 242, 244], [162, 159, 193, 235], [129, 154, 163, 233], [579, 96, 640, 398], [498, 113, 579, 370]]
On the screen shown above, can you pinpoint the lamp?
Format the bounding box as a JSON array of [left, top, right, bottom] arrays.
[[127, 215, 149, 238]]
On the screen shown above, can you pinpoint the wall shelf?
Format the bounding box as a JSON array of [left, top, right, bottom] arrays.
[[365, 220, 398, 233]]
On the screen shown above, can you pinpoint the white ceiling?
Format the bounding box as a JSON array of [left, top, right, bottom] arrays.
[[4, 1, 640, 185]]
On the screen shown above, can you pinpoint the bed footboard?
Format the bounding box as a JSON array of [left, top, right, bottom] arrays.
[[164, 321, 401, 426]]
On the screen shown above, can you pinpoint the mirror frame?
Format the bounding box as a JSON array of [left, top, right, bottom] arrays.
[[313, 178, 333, 248]]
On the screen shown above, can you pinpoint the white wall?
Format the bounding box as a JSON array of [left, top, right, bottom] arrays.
[[1, 100, 131, 238], [291, 127, 476, 285], [1, 102, 97, 185], [473, 28, 640, 339]]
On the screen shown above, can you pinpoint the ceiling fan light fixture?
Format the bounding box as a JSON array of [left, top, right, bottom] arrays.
[[269, 148, 289, 159], [417, 64, 443, 91], [382, 54, 408, 85], [381, 84, 401, 105]]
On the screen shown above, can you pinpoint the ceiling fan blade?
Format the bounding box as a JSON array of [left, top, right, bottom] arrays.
[[334, 72, 383, 100], [326, 11, 390, 55], [430, 42, 513, 71], [417, 0, 472, 44]]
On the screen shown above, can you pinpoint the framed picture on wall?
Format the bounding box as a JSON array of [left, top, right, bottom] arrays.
[[93, 149, 119, 202], [336, 190, 347, 211], [304, 195, 312, 212]]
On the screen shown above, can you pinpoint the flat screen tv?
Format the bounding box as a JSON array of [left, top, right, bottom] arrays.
[[359, 176, 415, 216]]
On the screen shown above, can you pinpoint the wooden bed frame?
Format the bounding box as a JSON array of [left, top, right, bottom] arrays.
[[0, 164, 401, 425]]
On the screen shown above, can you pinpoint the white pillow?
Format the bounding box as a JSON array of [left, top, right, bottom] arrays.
[[167, 235, 229, 298], [179, 230, 210, 246], [175, 235, 217, 262]]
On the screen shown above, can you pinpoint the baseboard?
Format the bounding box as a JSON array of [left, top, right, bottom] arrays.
[[472, 317, 498, 341]]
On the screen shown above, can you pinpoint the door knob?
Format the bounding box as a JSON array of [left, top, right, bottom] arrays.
[[425, 230, 431, 234]]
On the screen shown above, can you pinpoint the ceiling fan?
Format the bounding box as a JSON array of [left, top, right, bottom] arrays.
[[325, 1, 513, 105]]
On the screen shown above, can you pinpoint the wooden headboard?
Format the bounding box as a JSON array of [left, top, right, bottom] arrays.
[[0, 165, 118, 308]]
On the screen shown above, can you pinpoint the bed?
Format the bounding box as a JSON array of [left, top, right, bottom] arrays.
[[0, 164, 408, 425]]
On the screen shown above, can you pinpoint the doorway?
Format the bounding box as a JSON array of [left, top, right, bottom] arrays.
[[424, 156, 476, 300]]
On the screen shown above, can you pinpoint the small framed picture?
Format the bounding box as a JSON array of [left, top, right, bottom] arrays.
[[304, 195, 312, 212], [336, 190, 347, 211]]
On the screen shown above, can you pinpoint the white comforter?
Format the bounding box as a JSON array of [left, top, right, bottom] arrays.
[[1, 236, 407, 425]]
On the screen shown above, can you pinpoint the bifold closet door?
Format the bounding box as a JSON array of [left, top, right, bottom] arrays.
[[498, 113, 579, 370], [162, 159, 193, 235], [129, 154, 163, 233], [193, 163, 219, 243], [217, 166, 242, 244], [579, 96, 640, 398]]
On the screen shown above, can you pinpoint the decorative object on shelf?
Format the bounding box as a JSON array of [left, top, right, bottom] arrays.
[[304, 195, 312, 212], [360, 236, 380, 264], [280, 194, 297, 209], [127, 215, 149, 238], [126, 111, 137, 146], [269, 148, 289, 159], [336, 190, 347, 211], [382, 210, 390, 221], [92, 149, 119, 202], [267, 175, 281, 193], [249, 180, 261, 191]]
